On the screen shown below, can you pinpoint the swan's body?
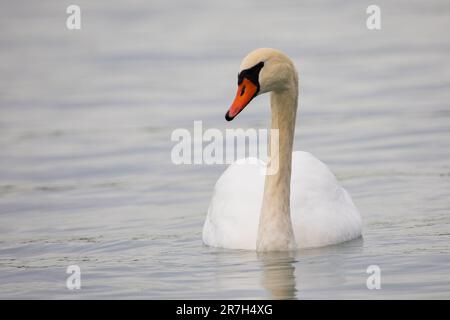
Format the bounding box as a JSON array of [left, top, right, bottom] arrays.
[[203, 152, 362, 250], [203, 48, 362, 251]]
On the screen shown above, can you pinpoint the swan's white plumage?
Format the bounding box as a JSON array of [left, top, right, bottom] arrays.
[[202, 151, 362, 250]]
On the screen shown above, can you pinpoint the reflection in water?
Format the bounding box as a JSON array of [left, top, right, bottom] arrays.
[[257, 238, 365, 300], [258, 252, 297, 300]]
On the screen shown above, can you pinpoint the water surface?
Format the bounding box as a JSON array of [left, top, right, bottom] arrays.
[[1, 0, 450, 299]]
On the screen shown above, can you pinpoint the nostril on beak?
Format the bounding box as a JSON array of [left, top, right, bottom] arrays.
[[240, 85, 246, 96]]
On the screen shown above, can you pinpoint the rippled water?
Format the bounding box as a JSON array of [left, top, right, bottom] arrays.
[[1, 0, 450, 299]]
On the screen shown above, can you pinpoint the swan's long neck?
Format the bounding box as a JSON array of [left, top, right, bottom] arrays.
[[257, 79, 298, 251]]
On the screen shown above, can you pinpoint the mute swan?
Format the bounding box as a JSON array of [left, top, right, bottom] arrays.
[[203, 48, 362, 251]]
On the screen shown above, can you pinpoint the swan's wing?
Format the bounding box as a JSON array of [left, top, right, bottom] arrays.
[[290, 151, 362, 248], [203, 152, 362, 250], [202, 158, 264, 250]]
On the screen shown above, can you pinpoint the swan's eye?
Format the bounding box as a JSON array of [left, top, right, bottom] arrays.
[[237, 61, 264, 87], [240, 85, 246, 96]]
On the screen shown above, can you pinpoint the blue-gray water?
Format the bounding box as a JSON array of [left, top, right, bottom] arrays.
[[1, 0, 450, 299]]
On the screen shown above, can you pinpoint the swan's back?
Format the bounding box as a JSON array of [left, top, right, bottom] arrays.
[[203, 151, 362, 250]]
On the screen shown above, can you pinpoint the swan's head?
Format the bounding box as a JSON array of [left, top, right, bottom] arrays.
[[225, 48, 297, 121]]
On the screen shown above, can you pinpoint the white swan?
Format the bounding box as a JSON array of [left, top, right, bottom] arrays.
[[203, 48, 362, 251]]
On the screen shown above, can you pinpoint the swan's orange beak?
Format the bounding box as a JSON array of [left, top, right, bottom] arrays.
[[225, 78, 258, 121]]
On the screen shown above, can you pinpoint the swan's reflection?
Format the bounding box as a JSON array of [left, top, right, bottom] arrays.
[[257, 237, 364, 299], [258, 251, 297, 300]]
